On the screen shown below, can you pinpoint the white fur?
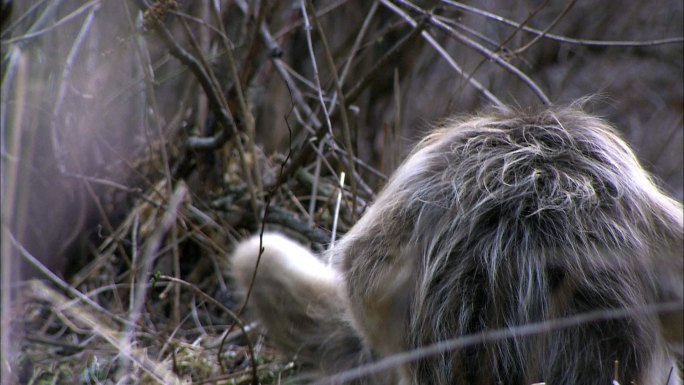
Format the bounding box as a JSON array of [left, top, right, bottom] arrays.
[[231, 232, 340, 296]]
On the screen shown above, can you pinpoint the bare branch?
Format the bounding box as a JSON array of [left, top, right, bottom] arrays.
[[380, 0, 505, 107], [391, 0, 551, 104], [441, 0, 684, 47], [303, 0, 359, 216]]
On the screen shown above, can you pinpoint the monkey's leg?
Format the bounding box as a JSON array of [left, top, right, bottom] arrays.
[[230, 233, 386, 384]]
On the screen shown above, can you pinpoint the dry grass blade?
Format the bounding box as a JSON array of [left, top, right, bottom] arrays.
[[28, 280, 186, 385]]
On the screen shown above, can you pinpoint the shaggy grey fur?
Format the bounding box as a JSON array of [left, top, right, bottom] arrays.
[[231, 105, 683, 385]]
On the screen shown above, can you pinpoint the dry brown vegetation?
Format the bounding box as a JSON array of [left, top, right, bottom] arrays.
[[1, 0, 682, 384]]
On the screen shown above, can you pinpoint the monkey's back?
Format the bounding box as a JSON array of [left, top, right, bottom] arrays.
[[337, 107, 683, 384]]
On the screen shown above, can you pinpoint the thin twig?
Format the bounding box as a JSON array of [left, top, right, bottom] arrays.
[[234, 0, 323, 145], [391, 68, 402, 172], [1, 0, 100, 44], [155, 274, 259, 382], [238, 0, 273, 89], [329, 1, 380, 113], [435, 15, 517, 55], [392, 0, 551, 104], [124, 184, 187, 371], [300, 0, 334, 138], [379, 0, 504, 107], [211, 2, 264, 200], [330, 171, 346, 252], [344, 14, 425, 106], [440, 0, 684, 47], [133, 14, 180, 327], [513, 0, 578, 55], [0, 49, 27, 380], [153, 24, 229, 149], [309, 1, 380, 219], [154, 17, 260, 224], [218, 98, 295, 385], [274, 0, 351, 39], [308, 140, 326, 227], [50, 2, 100, 173], [304, 0, 359, 216], [458, 0, 550, 88], [0, 0, 48, 39]]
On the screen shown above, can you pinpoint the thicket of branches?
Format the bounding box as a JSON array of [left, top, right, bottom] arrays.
[[1, 1, 682, 384]]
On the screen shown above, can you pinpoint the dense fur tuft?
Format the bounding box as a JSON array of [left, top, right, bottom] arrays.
[[230, 105, 683, 385]]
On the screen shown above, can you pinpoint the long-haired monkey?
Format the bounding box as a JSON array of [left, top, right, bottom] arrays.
[[230, 105, 683, 385]]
